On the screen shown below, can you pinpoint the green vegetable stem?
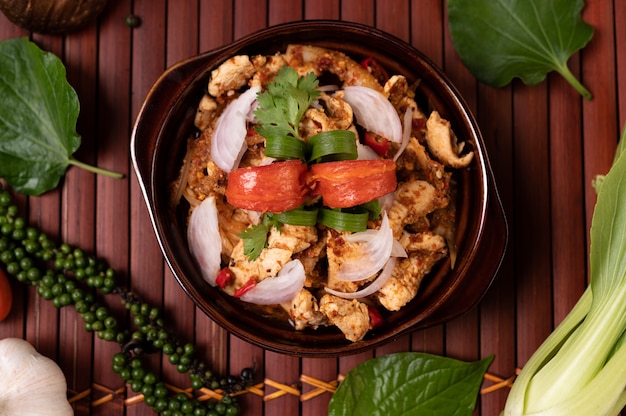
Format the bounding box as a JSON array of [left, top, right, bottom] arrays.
[[503, 129, 626, 415], [447, 0, 594, 100], [0, 37, 123, 196]]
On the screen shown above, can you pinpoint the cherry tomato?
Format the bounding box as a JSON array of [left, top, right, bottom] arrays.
[[0, 268, 12, 322], [308, 159, 397, 208], [225, 160, 308, 213]]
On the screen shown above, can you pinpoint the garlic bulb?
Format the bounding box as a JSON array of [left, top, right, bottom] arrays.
[[0, 338, 73, 415]]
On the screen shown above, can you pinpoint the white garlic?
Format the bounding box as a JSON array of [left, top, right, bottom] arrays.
[[0, 338, 73, 415]]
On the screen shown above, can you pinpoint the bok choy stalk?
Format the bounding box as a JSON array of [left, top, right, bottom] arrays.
[[503, 131, 626, 416]]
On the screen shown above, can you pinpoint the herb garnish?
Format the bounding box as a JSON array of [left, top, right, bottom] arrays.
[[254, 66, 320, 144], [447, 0, 594, 99], [0, 37, 123, 196]]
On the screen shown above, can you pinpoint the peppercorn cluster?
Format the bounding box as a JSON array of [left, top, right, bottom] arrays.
[[0, 186, 253, 416]]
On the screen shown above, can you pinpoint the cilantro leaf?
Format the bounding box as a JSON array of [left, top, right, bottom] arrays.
[[447, 0, 594, 99], [237, 214, 282, 261], [254, 66, 320, 141]]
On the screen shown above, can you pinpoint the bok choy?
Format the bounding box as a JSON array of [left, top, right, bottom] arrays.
[[503, 131, 626, 415]]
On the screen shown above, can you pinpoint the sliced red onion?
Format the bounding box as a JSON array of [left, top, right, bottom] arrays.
[[356, 141, 380, 160], [333, 212, 394, 282], [342, 86, 402, 143], [391, 239, 408, 258], [210, 85, 261, 172], [325, 257, 397, 299], [239, 259, 306, 305], [393, 107, 412, 162], [378, 192, 395, 213], [187, 196, 222, 286]]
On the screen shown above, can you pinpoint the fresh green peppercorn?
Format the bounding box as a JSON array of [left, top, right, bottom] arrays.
[[125, 14, 141, 28]]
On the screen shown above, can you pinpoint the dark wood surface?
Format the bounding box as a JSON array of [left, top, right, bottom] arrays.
[[0, 1, 622, 415]]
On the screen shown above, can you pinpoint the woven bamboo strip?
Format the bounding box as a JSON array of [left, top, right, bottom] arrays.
[[67, 371, 516, 408]]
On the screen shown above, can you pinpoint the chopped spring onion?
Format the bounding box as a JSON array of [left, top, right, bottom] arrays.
[[265, 135, 306, 160], [358, 200, 382, 220], [307, 130, 358, 162], [273, 207, 319, 226], [318, 208, 369, 232]]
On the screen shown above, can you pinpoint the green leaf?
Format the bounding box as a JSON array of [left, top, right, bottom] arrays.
[[328, 352, 493, 416], [447, 0, 594, 99], [0, 37, 122, 196], [238, 221, 270, 261], [254, 66, 320, 141]]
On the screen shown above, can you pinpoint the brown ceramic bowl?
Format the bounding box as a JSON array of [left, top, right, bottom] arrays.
[[131, 21, 507, 357]]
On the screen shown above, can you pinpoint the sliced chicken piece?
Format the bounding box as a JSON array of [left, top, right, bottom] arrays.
[[387, 180, 448, 239], [208, 54, 266, 98], [225, 224, 317, 295], [319, 294, 370, 342], [284, 44, 383, 92], [425, 111, 474, 168], [283, 288, 328, 330], [376, 248, 447, 311]]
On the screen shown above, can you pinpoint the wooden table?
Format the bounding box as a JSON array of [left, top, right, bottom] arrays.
[[0, 1, 622, 415]]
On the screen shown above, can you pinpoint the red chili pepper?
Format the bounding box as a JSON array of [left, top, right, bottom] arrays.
[[233, 278, 257, 298], [360, 57, 390, 85], [363, 131, 389, 157], [215, 267, 235, 288], [368, 305, 384, 329]]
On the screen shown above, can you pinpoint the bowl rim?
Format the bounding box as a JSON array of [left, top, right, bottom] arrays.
[[131, 19, 508, 357]]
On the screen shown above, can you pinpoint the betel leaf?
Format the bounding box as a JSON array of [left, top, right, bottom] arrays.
[[328, 352, 493, 416], [447, 0, 594, 100], [0, 37, 122, 196]]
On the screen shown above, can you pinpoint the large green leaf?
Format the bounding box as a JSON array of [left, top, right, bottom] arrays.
[[0, 37, 81, 195], [0, 37, 121, 196], [328, 352, 493, 416], [447, 0, 594, 99]]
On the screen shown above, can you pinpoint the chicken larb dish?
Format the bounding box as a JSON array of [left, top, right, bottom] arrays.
[[171, 44, 474, 342]]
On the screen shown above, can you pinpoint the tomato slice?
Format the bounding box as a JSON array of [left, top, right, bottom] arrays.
[[0, 268, 12, 322], [308, 159, 397, 208], [226, 160, 308, 213]]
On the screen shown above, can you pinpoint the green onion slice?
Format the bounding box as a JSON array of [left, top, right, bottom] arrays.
[[358, 199, 382, 219], [274, 207, 319, 226], [318, 208, 369, 232], [265, 136, 306, 160], [307, 130, 358, 162]]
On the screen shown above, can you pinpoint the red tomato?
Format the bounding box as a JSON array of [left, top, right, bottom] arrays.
[[226, 160, 309, 213], [0, 268, 12, 322], [308, 159, 397, 208]]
